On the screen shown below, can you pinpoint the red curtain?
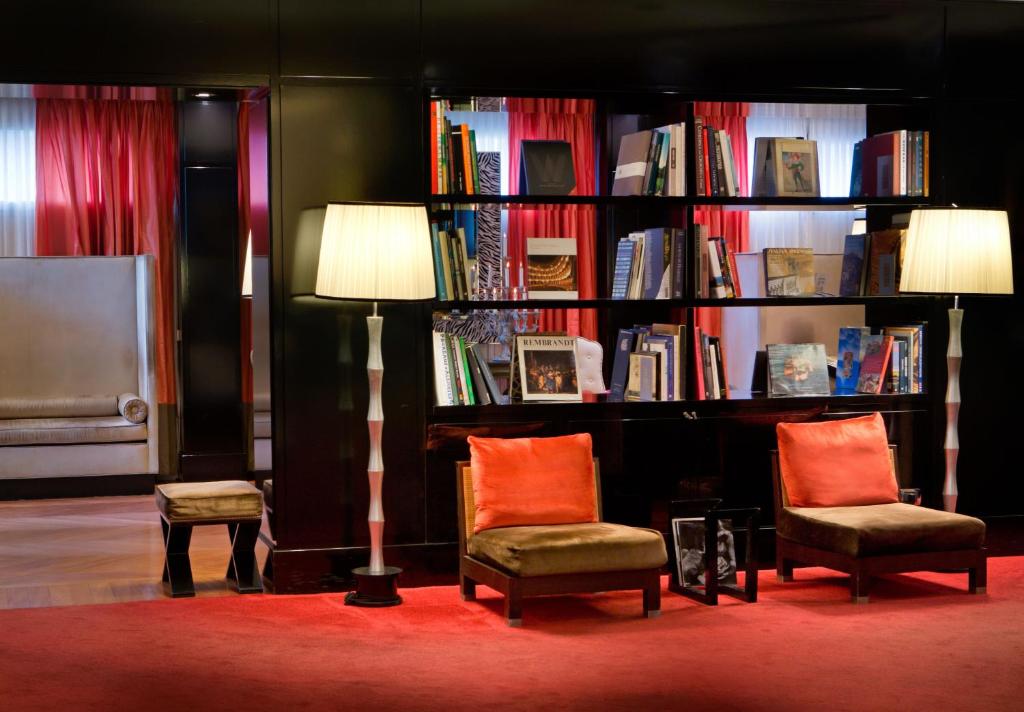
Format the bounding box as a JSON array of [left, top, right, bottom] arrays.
[[35, 98, 179, 405], [694, 102, 750, 337], [506, 98, 597, 341]]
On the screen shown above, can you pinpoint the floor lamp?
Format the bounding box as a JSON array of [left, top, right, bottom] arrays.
[[315, 202, 436, 606], [900, 208, 1014, 512]]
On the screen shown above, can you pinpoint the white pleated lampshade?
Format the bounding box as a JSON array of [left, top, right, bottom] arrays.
[[900, 209, 1014, 295], [315, 202, 436, 301], [241, 230, 253, 297]]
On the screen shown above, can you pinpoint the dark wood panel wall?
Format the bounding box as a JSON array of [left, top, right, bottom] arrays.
[[1, 1, 1023, 588]]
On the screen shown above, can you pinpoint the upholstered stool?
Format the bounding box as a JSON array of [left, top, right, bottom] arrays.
[[155, 481, 264, 598]]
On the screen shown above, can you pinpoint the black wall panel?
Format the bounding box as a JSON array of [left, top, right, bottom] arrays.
[[946, 2, 1024, 100], [278, 0, 420, 79], [422, 0, 944, 95], [274, 83, 426, 552]]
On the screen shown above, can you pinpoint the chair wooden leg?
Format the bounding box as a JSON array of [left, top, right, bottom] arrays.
[[969, 554, 987, 594], [504, 580, 523, 627], [851, 566, 871, 603], [643, 574, 661, 619], [162, 519, 195, 598], [777, 551, 794, 582], [228, 520, 263, 594], [460, 574, 477, 601]]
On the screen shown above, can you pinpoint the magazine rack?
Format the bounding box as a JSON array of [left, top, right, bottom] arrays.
[[668, 498, 760, 605]]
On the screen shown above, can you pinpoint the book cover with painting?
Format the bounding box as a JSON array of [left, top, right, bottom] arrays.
[[766, 343, 830, 397], [526, 237, 578, 299], [856, 335, 894, 394], [763, 247, 815, 296], [836, 326, 871, 393], [517, 335, 581, 402]]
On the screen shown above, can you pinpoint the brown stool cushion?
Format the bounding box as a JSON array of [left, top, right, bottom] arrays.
[[777, 503, 985, 557], [467, 522, 667, 577], [156, 481, 263, 522]]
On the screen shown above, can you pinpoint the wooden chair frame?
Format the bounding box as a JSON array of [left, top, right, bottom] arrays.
[[456, 459, 662, 627], [770, 446, 986, 603]]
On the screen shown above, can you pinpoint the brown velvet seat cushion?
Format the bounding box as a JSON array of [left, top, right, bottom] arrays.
[[777, 503, 985, 557], [156, 481, 263, 522], [467, 522, 667, 577]]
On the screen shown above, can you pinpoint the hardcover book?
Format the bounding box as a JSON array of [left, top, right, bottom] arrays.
[[766, 343, 831, 397], [839, 233, 869, 297], [526, 237, 578, 299], [836, 326, 871, 393], [866, 229, 905, 296], [856, 335, 894, 394], [609, 328, 638, 401], [517, 335, 582, 402], [763, 247, 815, 296], [611, 239, 636, 300], [519, 140, 576, 195], [626, 351, 659, 402]]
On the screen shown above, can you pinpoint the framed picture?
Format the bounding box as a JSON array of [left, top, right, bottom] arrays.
[[773, 138, 820, 197], [516, 335, 582, 402], [672, 517, 738, 588], [526, 237, 578, 299]]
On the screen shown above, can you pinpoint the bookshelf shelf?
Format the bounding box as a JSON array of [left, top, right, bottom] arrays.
[[428, 193, 930, 210], [432, 295, 940, 310]]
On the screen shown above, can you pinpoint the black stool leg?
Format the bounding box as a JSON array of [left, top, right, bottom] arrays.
[[228, 520, 263, 594], [162, 518, 195, 598], [225, 523, 238, 581]]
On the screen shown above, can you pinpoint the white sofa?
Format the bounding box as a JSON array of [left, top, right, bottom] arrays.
[[0, 256, 159, 482]]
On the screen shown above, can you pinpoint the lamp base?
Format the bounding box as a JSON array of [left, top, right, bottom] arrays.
[[344, 566, 403, 607]]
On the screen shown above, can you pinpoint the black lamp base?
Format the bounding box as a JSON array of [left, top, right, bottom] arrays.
[[344, 565, 403, 607]]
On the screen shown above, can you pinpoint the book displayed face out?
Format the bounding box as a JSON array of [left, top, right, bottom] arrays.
[[766, 343, 830, 397], [517, 335, 582, 402], [526, 237, 578, 299], [763, 247, 815, 296], [518, 140, 575, 195], [672, 518, 738, 588]]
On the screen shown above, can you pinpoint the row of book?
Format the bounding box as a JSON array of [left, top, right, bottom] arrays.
[[430, 101, 482, 195], [839, 229, 905, 296], [611, 124, 687, 197], [836, 325, 925, 395], [611, 228, 686, 299], [693, 325, 729, 400], [851, 130, 930, 197], [431, 332, 504, 406], [430, 224, 474, 301], [697, 228, 741, 299], [610, 324, 686, 402], [695, 119, 741, 197]]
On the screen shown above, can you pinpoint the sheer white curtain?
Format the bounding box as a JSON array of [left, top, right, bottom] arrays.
[[745, 103, 865, 253], [0, 97, 36, 256]]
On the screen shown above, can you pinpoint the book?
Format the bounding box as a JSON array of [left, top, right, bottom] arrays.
[[431, 331, 456, 406], [706, 125, 720, 197], [464, 345, 492, 406], [526, 237, 578, 299], [430, 223, 449, 301], [883, 324, 925, 393], [706, 237, 727, 298], [471, 343, 505, 404], [642, 228, 666, 299], [612, 129, 654, 196], [652, 323, 685, 401], [836, 326, 871, 393], [763, 247, 815, 296], [865, 229, 905, 296], [752, 137, 819, 197], [611, 239, 636, 300], [670, 228, 686, 299], [456, 337, 475, 405], [692, 326, 707, 400], [853, 131, 929, 197], [672, 518, 738, 588], [856, 335, 893, 394], [609, 328, 638, 401], [517, 335, 582, 402], [519, 140, 575, 195], [694, 116, 706, 197], [766, 343, 831, 397], [626, 351, 660, 401], [839, 234, 869, 297]]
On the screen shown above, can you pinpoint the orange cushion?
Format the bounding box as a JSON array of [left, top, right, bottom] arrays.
[[776, 413, 898, 508], [467, 433, 598, 533]]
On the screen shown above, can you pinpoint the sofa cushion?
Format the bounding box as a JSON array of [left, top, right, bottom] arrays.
[[0, 416, 147, 447], [467, 522, 667, 577], [156, 481, 263, 521], [777, 503, 985, 557], [777, 413, 898, 507], [0, 396, 118, 419], [254, 411, 272, 439], [468, 433, 599, 534]]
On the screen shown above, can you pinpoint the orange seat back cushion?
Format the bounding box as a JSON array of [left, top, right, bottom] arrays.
[[777, 412, 898, 508], [468, 433, 598, 533]]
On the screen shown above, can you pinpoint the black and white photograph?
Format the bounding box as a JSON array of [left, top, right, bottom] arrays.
[[672, 517, 738, 588]]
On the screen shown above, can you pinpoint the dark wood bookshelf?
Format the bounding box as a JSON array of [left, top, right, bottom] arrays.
[[432, 295, 940, 310], [429, 193, 931, 209]]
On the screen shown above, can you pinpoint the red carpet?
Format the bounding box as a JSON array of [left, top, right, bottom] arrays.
[[2, 558, 1023, 712]]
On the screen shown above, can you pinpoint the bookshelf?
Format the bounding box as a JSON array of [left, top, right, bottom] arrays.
[[424, 90, 945, 532]]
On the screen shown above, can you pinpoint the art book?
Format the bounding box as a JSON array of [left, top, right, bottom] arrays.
[[763, 247, 815, 296], [516, 335, 581, 402], [839, 233, 869, 296], [856, 335, 894, 394], [836, 326, 871, 393], [672, 518, 738, 588], [766, 343, 830, 397], [526, 237, 578, 299]]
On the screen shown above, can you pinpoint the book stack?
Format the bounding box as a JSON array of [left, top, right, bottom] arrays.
[[432, 333, 505, 406], [430, 223, 474, 301], [694, 118, 741, 197], [850, 130, 930, 197], [838, 229, 906, 296], [693, 326, 729, 400], [694, 227, 741, 299], [611, 124, 686, 197], [430, 100, 483, 195], [835, 324, 925, 395], [611, 228, 686, 300], [609, 324, 686, 402]]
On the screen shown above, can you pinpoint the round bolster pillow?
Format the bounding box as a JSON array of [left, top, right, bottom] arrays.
[[117, 393, 149, 424]]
